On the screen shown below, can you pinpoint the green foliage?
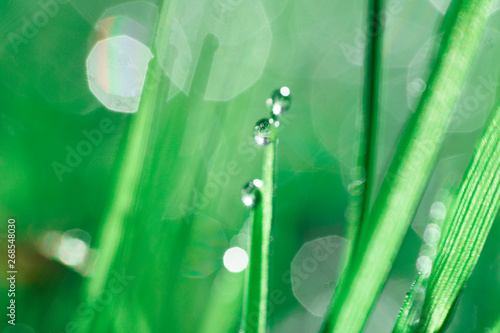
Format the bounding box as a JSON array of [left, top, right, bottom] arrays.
[[2, 0, 500, 332], [322, 0, 493, 332], [394, 102, 500, 333], [417, 102, 500, 332]]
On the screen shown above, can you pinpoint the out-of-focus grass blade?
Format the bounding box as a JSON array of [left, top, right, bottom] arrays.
[[321, 0, 492, 332], [412, 101, 500, 332], [86, 58, 165, 300], [85, 0, 172, 304], [492, 316, 500, 333], [198, 269, 245, 333], [346, 0, 381, 256]]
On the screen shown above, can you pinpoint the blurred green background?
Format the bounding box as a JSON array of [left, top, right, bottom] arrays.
[[1, 0, 500, 332]]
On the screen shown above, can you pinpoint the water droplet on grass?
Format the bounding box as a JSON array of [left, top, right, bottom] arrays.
[[241, 180, 262, 207], [253, 118, 274, 146], [269, 87, 292, 116]]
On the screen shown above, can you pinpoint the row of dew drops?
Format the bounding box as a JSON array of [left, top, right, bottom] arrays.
[[241, 87, 292, 208]]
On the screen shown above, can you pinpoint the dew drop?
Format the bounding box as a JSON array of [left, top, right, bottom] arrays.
[[252, 179, 264, 187], [241, 180, 262, 207], [253, 118, 275, 146], [269, 86, 292, 116]]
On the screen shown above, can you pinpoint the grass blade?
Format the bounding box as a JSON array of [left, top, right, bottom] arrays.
[[198, 269, 245, 333], [84, 0, 172, 305], [392, 187, 454, 332], [321, 0, 492, 332], [346, 0, 382, 257], [355, 0, 381, 243], [243, 141, 276, 333], [393, 273, 426, 333], [413, 101, 500, 332], [86, 59, 164, 300]]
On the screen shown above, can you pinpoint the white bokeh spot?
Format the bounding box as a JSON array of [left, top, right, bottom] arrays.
[[223, 247, 249, 273], [87, 36, 153, 113]]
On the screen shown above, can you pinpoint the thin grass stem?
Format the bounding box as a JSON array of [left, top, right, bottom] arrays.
[[243, 141, 275, 333]]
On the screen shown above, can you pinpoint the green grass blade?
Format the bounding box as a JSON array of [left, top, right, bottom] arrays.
[[414, 101, 500, 332], [243, 142, 275, 333], [356, 0, 381, 242], [84, 0, 175, 302], [346, 0, 382, 256], [393, 273, 426, 333], [321, 0, 492, 332], [86, 59, 163, 300], [243, 197, 265, 333], [199, 269, 245, 333]]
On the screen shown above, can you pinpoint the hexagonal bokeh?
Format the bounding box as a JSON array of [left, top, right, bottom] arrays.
[[291, 235, 349, 316], [87, 35, 153, 112]]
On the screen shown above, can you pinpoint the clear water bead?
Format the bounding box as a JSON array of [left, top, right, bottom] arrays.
[[253, 118, 274, 146], [241, 180, 262, 207], [269, 86, 292, 116]]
